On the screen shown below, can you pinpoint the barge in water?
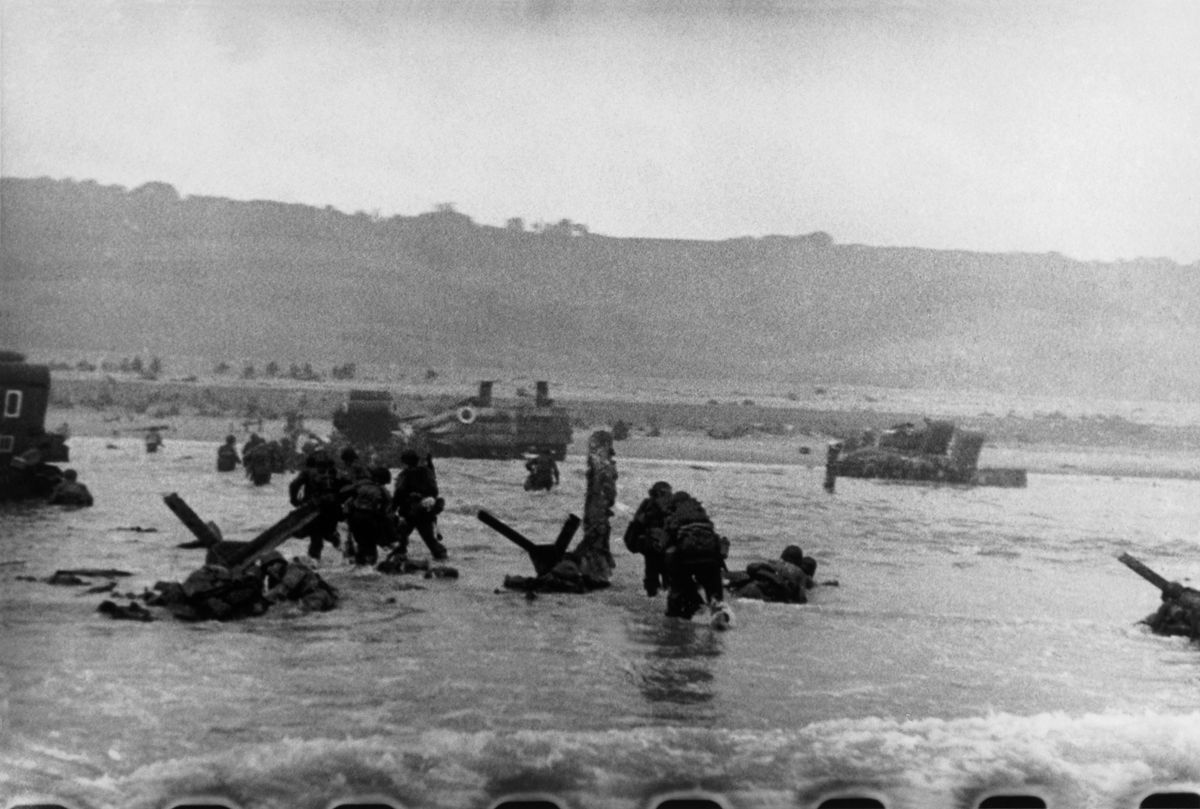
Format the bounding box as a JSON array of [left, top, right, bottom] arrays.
[[826, 418, 1026, 488], [1, 351, 70, 500]]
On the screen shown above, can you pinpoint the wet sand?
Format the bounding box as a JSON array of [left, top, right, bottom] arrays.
[[44, 374, 1200, 481]]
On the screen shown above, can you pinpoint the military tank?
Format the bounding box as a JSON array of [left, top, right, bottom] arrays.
[[829, 418, 1026, 487], [1, 350, 71, 500], [331, 380, 573, 464]]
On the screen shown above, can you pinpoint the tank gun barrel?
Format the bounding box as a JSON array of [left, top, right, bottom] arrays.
[[1117, 552, 1174, 592]]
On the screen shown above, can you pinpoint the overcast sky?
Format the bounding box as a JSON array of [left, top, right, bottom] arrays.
[[3, 0, 1198, 263]]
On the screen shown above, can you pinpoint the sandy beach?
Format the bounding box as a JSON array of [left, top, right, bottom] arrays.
[[43, 372, 1200, 480]]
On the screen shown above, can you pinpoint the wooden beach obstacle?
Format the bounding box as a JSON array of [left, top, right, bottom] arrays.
[[479, 429, 617, 593], [1118, 552, 1200, 639]]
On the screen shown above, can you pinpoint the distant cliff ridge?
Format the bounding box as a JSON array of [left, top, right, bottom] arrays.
[[2, 176, 1198, 399]]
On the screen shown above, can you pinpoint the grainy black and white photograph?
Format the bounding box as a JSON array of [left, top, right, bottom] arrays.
[[2, 1, 1200, 808]]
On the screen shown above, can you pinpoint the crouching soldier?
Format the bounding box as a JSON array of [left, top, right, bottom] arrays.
[[49, 468, 94, 507], [623, 480, 673, 596], [727, 545, 816, 604], [662, 491, 731, 624], [261, 552, 339, 612]]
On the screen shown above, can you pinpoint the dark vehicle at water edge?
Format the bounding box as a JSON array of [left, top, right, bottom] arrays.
[[828, 417, 1026, 488], [332, 380, 572, 463], [1, 350, 70, 500]]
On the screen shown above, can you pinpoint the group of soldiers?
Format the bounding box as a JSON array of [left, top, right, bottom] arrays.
[[217, 438, 449, 569], [623, 480, 819, 624], [144, 442, 453, 622], [215, 432, 818, 624], [287, 446, 449, 567], [217, 432, 312, 486]]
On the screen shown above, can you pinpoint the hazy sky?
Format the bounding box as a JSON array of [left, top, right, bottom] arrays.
[[3, 0, 1198, 262]]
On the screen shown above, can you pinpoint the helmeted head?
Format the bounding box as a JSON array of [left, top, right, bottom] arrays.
[[63, 468, 79, 482], [340, 447, 359, 464], [799, 558, 817, 577], [649, 481, 672, 498], [260, 551, 287, 575], [399, 450, 420, 467], [371, 466, 392, 485], [781, 545, 805, 567], [225, 435, 236, 445]]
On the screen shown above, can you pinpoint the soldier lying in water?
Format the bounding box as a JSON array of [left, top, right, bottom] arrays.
[[726, 545, 817, 604], [261, 551, 339, 612]]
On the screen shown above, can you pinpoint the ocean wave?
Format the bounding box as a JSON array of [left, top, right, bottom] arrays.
[[10, 711, 1198, 809]]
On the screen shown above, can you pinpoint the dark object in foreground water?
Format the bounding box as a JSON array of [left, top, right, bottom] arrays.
[[1118, 552, 1200, 639], [98, 600, 155, 621]]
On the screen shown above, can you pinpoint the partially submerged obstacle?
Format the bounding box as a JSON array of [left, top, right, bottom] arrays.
[[149, 493, 326, 620], [480, 430, 616, 593], [1119, 552, 1200, 640]]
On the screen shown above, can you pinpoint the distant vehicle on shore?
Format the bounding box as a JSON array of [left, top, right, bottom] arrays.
[[830, 418, 1026, 487], [1, 350, 71, 500], [331, 380, 572, 464]]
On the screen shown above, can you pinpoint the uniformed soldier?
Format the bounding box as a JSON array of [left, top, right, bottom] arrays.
[[48, 468, 94, 507], [623, 481, 673, 596], [661, 491, 729, 621], [391, 449, 448, 561], [216, 435, 241, 472], [261, 552, 339, 611]]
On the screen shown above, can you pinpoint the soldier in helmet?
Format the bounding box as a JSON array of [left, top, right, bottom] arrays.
[[343, 466, 396, 566], [288, 449, 346, 563], [48, 468, 94, 507], [662, 491, 731, 624], [216, 435, 241, 472], [523, 449, 560, 492], [260, 552, 339, 612], [727, 545, 816, 604], [623, 480, 674, 596], [390, 449, 448, 561]]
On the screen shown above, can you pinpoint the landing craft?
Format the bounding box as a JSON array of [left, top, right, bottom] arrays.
[[0, 350, 71, 500], [331, 380, 572, 463], [827, 417, 1026, 488]]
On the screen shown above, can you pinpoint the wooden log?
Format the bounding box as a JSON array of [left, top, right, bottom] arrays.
[[163, 492, 222, 547], [575, 430, 617, 583], [1117, 552, 1173, 592]]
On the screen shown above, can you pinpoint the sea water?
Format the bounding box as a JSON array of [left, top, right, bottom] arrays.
[[2, 437, 1200, 809]]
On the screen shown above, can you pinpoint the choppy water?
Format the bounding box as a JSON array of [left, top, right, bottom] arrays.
[[3, 436, 1200, 809]]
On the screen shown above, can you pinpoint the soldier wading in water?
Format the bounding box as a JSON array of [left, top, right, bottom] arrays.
[[661, 491, 732, 627], [389, 450, 449, 562]]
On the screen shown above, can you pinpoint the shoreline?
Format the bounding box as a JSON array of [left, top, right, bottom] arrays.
[[44, 374, 1200, 482]]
